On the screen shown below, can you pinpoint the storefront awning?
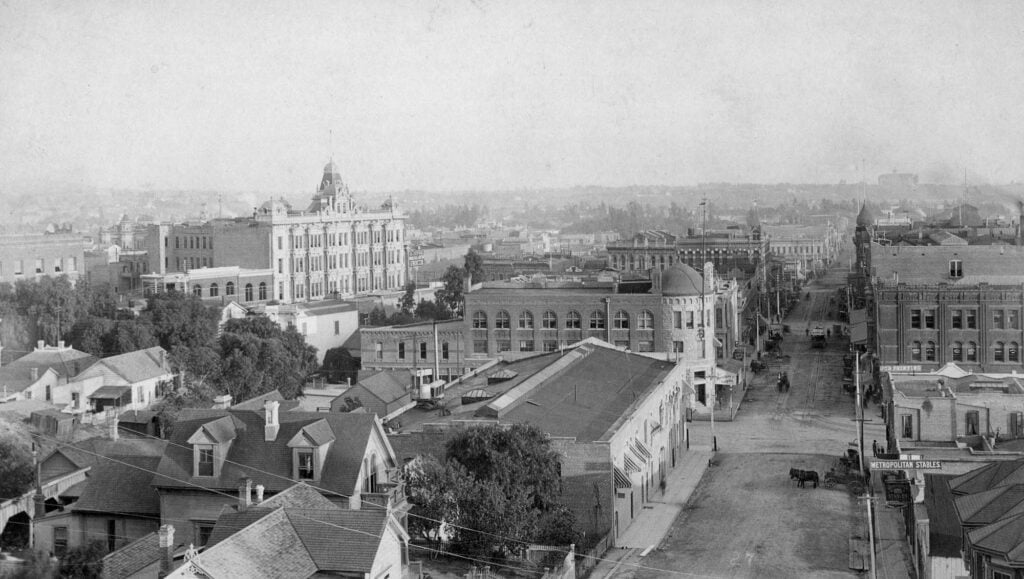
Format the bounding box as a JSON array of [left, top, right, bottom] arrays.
[[623, 454, 642, 474], [631, 439, 652, 461], [614, 467, 632, 489]]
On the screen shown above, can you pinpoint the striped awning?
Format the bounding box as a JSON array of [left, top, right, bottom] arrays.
[[623, 454, 642, 474], [631, 439, 652, 461], [614, 467, 632, 489]]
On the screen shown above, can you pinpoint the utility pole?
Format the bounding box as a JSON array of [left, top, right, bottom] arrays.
[[700, 197, 716, 452], [855, 351, 865, 478], [861, 493, 878, 579]]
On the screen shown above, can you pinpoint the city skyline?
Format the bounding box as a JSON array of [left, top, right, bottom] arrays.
[[3, 1, 1024, 195]]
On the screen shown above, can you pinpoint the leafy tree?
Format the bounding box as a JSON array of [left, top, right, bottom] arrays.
[[464, 249, 485, 285], [445, 423, 562, 511], [321, 347, 360, 384], [218, 317, 317, 400], [399, 282, 417, 315], [0, 439, 34, 499], [68, 317, 115, 357], [403, 455, 475, 549], [435, 266, 466, 317], [170, 344, 222, 389], [144, 291, 219, 351], [106, 319, 158, 355], [366, 306, 388, 327], [535, 505, 579, 546], [413, 299, 451, 321], [58, 540, 105, 578], [153, 380, 217, 437], [7, 548, 56, 579]]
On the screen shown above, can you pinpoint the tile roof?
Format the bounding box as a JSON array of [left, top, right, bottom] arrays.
[[924, 474, 962, 558], [950, 460, 1024, 496], [480, 343, 675, 442], [78, 347, 171, 384], [73, 456, 162, 516], [152, 409, 380, 495], [955, 484, 1024, 527]]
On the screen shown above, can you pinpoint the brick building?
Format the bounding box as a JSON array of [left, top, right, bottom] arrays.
[[360, 319, 468, 381], [605, 229, 767, 281], [871, 243, 1024, 371], [0, 232, 88, 285], [136, 161, 406, 304]]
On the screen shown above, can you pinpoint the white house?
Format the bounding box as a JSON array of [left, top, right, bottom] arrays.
[[76, 347, 176, 412]]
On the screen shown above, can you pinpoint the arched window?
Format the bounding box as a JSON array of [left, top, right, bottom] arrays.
[[638, 310, 654, 329], [911, 341, 922, 361], [209, 283, 219, 298], [614, 310, 630, 329], [542, 311, 557, 329], [1010, 342, 1020, 362], [518, 311, 534, 329], [952, 341, 963, 362], [472, 311, 487, 329], [925, 341, 935, 362], [966, 341, 978, 362], [590, 311, 606, 330], [258, 282, 267, 301], [226, 281, 235, 296], [192, 284, 202, 297], [566, 311, 581, 329], [496, 311, 510, 329], [995, 342, 1006, 362], [244, 283, 253, 302]]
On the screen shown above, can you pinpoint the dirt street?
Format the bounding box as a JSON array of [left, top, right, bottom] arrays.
[[607, 250, 892, 578]]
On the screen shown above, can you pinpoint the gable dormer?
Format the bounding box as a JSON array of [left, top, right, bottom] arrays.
[[186, 415, 236, 478], [286, 419, 335, 482]]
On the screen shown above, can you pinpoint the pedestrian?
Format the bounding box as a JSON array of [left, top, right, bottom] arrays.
[[805, 327, 809, 336], [826, 329, 831, 339]]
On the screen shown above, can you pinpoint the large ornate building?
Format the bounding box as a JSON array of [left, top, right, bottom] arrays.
[[606, 229, 767, 281], [140, 161, 407, 304]]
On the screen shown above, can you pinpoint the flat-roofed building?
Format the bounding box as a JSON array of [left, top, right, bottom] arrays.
[[0, 232, 87, 284]]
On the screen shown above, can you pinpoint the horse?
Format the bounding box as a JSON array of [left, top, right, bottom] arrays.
[[789, 468, 819, 488]]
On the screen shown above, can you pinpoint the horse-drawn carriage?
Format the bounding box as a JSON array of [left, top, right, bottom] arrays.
[[824, 446, 867, 495], [777, 372, 790, 392]]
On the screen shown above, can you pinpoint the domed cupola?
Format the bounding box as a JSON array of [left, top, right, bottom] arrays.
[[320, 160, 343, 192], [856, 202, 874, 229], [660, 264, 704, 297]]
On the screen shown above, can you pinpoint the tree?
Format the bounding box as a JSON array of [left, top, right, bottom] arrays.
[[153, 380, 217, 437], [399, 282, 416, 314], [414, 299, 451, 321], [59, 541, 105, 578], [144, 291, 219, 351], [445, 423, 562, 511], [435, 266, 466, 317], [464, 249, 485, 285], [218, 317, 317, 400], [321, 347, 360, 384], [366, 306, 388, 327], [0, 439, 34, 499]]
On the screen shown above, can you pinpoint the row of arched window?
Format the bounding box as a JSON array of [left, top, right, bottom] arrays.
[[471, 309, 655, 331], [191, 281, 267, 302], [911, 340, 1020, 363]]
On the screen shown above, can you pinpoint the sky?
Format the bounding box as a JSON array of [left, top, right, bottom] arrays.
[[2, 0, 1024, 194]]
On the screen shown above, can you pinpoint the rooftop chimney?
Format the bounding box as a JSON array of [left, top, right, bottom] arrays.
[[238, 477, 252, 511], [158, 525, 175, 575], [36, 340, 44, 351], [264, 400, 280, 441], [212, 394, 233, 409], [109, 415, 119, 441], [57, 340, 65, 349], [255, 484, 265, 503]]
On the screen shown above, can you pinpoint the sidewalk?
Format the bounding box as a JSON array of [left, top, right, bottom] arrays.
[[870, 476, 914, 579], [588, 447, 712, 578]]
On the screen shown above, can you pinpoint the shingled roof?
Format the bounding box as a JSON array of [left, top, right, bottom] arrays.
[[967, 513, 1024, 562], [955, 484, 1024, 528], [924, 474, 962, 558], [949, 460, 1024, 496], [73, 456, 163, 516], [75, 346, 171, 385], [197, 483, 402, 578], [152, 409, 384, 495]]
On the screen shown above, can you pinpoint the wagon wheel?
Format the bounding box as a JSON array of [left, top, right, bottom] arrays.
[[847, 480, 865, 496], [823, 475, 837, 489]]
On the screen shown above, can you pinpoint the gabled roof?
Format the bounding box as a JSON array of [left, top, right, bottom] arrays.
[[345, 371, 411, 405], [955, 484, 1024, 527], [199, 483, 398, 577], [968, 513, 1024, 562], [73, 456, 162, 516], [925, 474, 962, 558], [76, 346, 171, 384], [46, 437, 167, 472], [950, 460, 1024, 496], [187, 415, 237, 445], [0, 365, 59, 393], [102, 530, 187, 579], [230, 390, 300, 412], [4, 346, 96, 380], [152, 409, 383, 494], [287, 419, 335, 447]]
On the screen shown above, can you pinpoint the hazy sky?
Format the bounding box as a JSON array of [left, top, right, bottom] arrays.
[[2, 1, 1024, 193]]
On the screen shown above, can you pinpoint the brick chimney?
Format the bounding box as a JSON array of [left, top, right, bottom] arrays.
[[212, 394, 233, 409], [238, 477, 252, 511], [109, 415, 119, 441], [158, 525, 175, 575], [264, 400, 280, 441], [255, 484, 265, 503], [36, 340, 44, 351]]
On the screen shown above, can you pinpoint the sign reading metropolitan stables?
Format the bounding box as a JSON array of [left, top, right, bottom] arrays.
[[870, 460, 942, 470]]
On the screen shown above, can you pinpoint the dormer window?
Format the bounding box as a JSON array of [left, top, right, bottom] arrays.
[[296, 450, 315, 480], [949, 259, 963, 278], [197, 446, 214, 476]]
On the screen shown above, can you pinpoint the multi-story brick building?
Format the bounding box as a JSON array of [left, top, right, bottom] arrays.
[[137, 161, 406, 304], [871, 243, 1024, 372], [360, 319, 468, 381], [0, 232, 88, 285], [606, 229, 767, 281], [762, 221, 844, 278]]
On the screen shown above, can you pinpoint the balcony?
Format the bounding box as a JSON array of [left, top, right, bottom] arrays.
[[361, 480, 408, 512]]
